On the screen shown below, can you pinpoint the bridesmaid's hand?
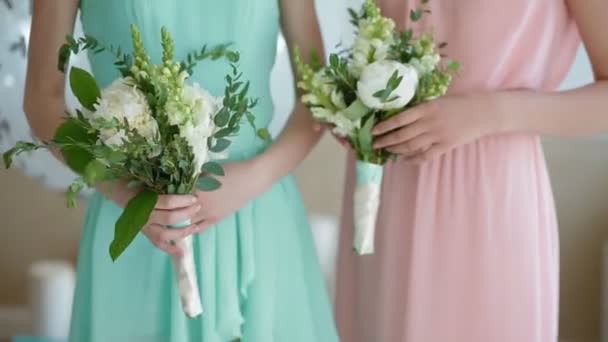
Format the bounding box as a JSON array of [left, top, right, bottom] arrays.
[[191, 159, 269, 232], [141, 195, 203, 256], [102, 180, 203, 256], [372, 94, 499, 163]]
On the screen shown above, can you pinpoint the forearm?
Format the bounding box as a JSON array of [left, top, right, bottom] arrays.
[[495, 81, 608, 137], [253, 102, 322, 185]]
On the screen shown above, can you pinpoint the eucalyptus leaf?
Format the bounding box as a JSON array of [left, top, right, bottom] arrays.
[[109, 189, 158, 261], [201, 161, 225, 176], [69, 67, 101, 111], [210, 138, 231, 153], [198, 176, 222, 191], [214, 128, 232, 139], [410, 9, 423, 21], [447, 60, 461, 72], [214, 110, 230, 127]]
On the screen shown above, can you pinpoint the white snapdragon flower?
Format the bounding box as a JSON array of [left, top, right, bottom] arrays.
[[175, 83, 221, 173], [331, 90, 347, 110], [409, 53, 441, 76], [310, 107, 359, 138], [93, 77, 159, 144], [357, 60, 418, 110], [350, 37, 391, 77], [328, 114, 359, 138]]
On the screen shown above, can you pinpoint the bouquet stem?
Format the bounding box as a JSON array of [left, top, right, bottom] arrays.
[[353, 161, 384, 255], [169, 220, 203, 318]]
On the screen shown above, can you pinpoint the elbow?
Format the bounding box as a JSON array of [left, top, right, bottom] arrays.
[[22, 93, 53, 142]]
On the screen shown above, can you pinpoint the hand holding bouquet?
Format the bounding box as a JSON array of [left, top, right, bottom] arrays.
[[3, 25, 267, 318], [295, 0, 459, 255]]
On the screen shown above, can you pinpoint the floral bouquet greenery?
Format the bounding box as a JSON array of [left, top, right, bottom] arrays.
[[2, 25, 267, 318], [295, 0, 459, 255]]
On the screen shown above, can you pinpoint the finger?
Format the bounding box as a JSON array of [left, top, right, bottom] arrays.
[[386, 133, 436, 155], [149, 204, 202, 226], [158, 241, 185, 257], [372, 104, 431, 136], [373, 122, 428, 149], [155, 194, 198, 210], [156, 223, 203, 241], [404, 144, 448, 164], [313, 122, 325, 132], [142, 225, 185, 256]]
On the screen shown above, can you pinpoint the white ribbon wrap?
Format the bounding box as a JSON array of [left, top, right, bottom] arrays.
[[353, 161, 384, 255], [170, 221, 203, 318]]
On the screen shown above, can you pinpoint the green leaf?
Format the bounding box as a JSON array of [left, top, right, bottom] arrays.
[[210, 138, 231, 153], [53, 119, 96, 174], [167, 184, 177, 194], [2, 141, 43, 168], [329, 54, 339, 68], [109, 189, 158, 261], [58, 44, 72, 73], [447, 60, 461, 72], [343, 99, 371, 120], [198, 176, 222, 191], [66, 177, 87, 208], [309, 48, 323, 71], [83, 159, 108, 186], [69, 67, 101, 111], [358, 115, 377, 155], [257, 128, 271, 141], [214, 127, 233, 139], [201, 161, 225, 176], [214, 110, 230, 127], [410, 9, 423, 21]]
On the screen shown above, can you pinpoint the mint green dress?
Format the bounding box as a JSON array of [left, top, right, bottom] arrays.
[[69, 1, 338, 341]]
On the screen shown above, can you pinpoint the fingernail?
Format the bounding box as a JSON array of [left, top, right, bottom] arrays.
[[191, 196, 197, 203], [195, 205, 201, 212]]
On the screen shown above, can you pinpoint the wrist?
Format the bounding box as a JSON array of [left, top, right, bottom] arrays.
[[487, 91, 516, 135]]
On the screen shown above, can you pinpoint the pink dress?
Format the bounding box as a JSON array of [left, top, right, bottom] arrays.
[[334, 1, 580, 341]]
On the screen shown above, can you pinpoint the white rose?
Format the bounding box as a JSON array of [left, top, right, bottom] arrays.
[[357, 60, 418, 110], [99, 128, 127, 148], [94, 77, 158, 142], [180, 123, 210, 174]]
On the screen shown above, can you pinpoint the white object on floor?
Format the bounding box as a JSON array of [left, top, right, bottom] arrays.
[[28, 260, 75, 339], [309, 214, 340, 301]]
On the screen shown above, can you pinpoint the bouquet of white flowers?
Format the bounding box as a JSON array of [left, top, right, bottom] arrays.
[[295, 0, 459, 255], [3, 25, 267, 318]]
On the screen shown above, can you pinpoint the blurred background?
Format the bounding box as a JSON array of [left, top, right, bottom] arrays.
[[0, 1, 606, 342]]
